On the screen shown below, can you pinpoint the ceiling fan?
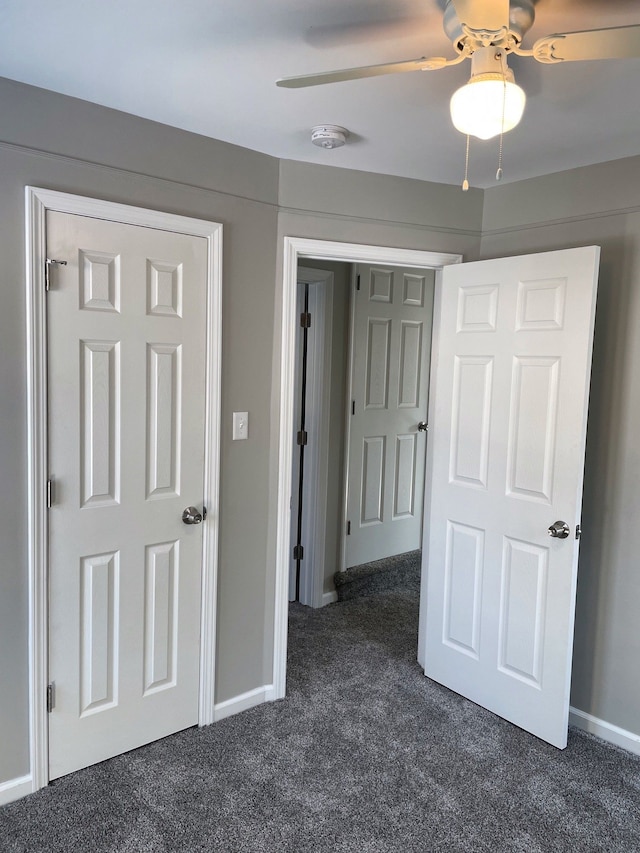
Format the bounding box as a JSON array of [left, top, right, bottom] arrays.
[[276, 0, 640, 143]]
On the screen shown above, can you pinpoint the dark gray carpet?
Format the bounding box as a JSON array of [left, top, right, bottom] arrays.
[[334, 549, 421, 601], [2, 580, 639, 852]]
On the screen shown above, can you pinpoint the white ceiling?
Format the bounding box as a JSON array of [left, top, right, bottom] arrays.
[[1, 0, 639, 188]]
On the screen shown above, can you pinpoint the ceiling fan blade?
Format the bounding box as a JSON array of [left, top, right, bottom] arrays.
[[449, 0, 510, 34], [276, 56, 448, 88], [304, 15, 434, 49], [532, 24, 640, 63]]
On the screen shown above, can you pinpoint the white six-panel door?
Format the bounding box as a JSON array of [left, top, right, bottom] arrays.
[[47, 211, 208, 779], [346, 264, 434, 568], [420, 247, 599, 748]]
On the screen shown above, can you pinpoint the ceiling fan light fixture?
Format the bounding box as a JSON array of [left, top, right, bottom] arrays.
[[450, 71, 526, 141]]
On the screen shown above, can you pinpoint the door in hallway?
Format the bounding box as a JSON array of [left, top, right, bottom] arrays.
[[346, 264, 434, 567]]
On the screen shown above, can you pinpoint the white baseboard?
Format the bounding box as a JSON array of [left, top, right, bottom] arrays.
[[213, 684, 276, 722], [0, 774, 33, 806], [569, 706, 640, 757], [322, 590, 338, 606]]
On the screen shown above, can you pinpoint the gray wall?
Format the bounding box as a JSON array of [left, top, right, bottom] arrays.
[[9, 74, 636, 791], [0, 77, 280, 783], [0, 77, 484, 788], [481, 155, 640, 735], [277, 159, 485, 252], [5, 70, 639, 792]]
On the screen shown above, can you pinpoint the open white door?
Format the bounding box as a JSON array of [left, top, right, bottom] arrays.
[[420, 246, 599, 748], [346, 264, 434, 568]]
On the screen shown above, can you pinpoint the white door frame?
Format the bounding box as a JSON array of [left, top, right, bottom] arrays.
[[290, 267, 334, 608], [274, 237, 462, 697], [25, 187, 223, 792], [340, 265, 358, 573]]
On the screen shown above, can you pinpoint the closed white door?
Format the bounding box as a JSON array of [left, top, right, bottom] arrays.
[[47, 211, 208, 779], [346, 264, 434, 568], [420, 246, 599, 748]]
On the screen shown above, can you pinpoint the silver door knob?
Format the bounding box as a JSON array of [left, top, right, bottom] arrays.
[[548, 520, 570, 539], [182, 506, 203, 525], [417, 421, 428, 432]]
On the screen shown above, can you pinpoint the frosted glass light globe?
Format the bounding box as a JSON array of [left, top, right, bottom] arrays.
[[450, 74, 526, 140]]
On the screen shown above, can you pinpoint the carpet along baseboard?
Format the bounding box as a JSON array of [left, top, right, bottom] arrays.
[[0, 773, 32, 807], [213, 684, 277, 723], [5, 707, 632, 808], [569, 706, 640, 757], [322, 590, 338, 607]]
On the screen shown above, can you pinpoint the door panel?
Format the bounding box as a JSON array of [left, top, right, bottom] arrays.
[[80, 340, 120, 506], [393, 434, 416, 518], [346, 264, 434, 567], [79, 550, 119, 714], [443, 521, 483, 658], [143, 540, 179, 693], [421, 246, 599, 749], [47, 211, 207, 779]]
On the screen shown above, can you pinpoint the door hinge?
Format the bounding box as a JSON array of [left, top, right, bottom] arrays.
[[300, 312, 311, 328], [293, 544, 304, 561], [47, 682, 55, 713], [45, 258, 67, 292], [46, 478, 53, 509], [351, 400, 355, 416], [576, 524, 582, 540], [356, 274, 361, 291], [347, 520, 351, 535], [297, 430, 308, 446]]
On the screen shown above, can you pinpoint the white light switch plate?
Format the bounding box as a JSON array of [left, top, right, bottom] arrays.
[[233, 411, 249, 440]]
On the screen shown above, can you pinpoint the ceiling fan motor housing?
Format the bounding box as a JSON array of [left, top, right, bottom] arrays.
[[444, 0, 536, 52]]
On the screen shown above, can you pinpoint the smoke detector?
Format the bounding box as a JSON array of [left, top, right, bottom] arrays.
[[311, 125, 348, 149]]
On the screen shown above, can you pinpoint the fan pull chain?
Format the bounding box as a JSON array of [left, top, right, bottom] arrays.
[[496, 133, 504, 182], [496, 55, 507, 182], [462, 134, 470, 191]]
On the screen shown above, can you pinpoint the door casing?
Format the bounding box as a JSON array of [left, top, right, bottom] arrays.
[[25, 187, 222, 792], [274, 237, 462, 698], [290, 267, 334, 608]]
